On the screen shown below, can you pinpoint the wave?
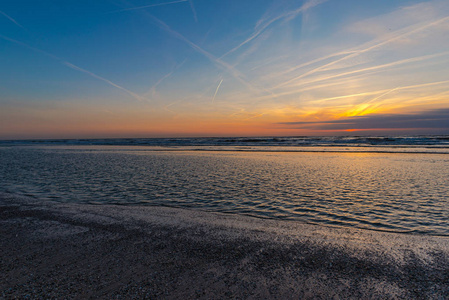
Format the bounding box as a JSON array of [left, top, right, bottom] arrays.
[[2, 135, 449, 148]]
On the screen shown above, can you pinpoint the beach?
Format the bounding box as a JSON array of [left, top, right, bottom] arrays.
[[3, 0, 449, 297], [1, 192, 448, 299]]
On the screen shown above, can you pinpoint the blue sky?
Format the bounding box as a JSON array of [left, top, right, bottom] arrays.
[[1, 0, 449, 138]]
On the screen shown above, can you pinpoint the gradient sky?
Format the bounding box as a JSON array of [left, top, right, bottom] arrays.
[[1, 0, 449, 139]]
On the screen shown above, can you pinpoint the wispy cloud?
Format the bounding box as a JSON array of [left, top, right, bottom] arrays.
[[62, 62, 144, 102], [0, 34, 144, 102], [146, 14, 275, 96], [163, 86, 212, 114], [353, 87, 401, 115], [248, 74, 449, 113], [188, 0, 198, 22], [275, 15, 449, 88], [220, 0, 328, 58], [276, 51, 449, 91], [212, 79, 223, 103], [107, 0, 188, 14], [279, 108, 449, 131], [152, 71, 173, 95], [0, 34, 58, 59], [0, 10, 23, 28], [311, 79, 449, 104], [269, 50, 358, 81], [143, 59, 187, 98]]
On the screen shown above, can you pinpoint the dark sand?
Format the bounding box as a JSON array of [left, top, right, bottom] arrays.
[[1, 193, 448, 299]]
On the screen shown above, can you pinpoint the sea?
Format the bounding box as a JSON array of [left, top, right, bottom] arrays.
[[1, 136, 448, 236]]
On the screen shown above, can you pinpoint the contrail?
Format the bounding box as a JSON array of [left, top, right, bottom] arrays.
[[254, 78, 449, 107], [212, 79, 223, 103], [311, 79, 449, 104], [188, 0, 198, 22], [275, 15, 449, 89], [144, 59, 187, 97], [0, 34, 144, 102], [111, 1, 277, 97], [348, 87, 401, 117], [363, 87, 401, 105], [0, 10, 23, 28], [244, 113, 265, 121], [146, 14, 275, 96], [355, 82, 449, 116], [62, 62, 144, 101], [148, 71, 174, 97], [220, 0, 328, 58], [266, 33, 447, 85], [270, 51, 357, 79], [279, 51, 449, 90], [107, 0, 188, 13], [0, 34, 60, 60]]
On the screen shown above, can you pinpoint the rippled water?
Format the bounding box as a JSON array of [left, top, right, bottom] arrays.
[[1, 145, 448, 235]]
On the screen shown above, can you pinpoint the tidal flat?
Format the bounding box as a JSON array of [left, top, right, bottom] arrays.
[[1, 193, 448, 299], [2, 145, 449, 236]]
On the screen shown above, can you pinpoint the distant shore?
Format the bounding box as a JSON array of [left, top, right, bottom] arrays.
[[1, 192, 448, 299]]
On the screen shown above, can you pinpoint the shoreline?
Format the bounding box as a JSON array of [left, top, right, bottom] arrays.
[[1, 193, 448, 299], [3, 143, 449, 155]]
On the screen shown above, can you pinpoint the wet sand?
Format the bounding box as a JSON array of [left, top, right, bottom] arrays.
[[1, 192, 448, 299]]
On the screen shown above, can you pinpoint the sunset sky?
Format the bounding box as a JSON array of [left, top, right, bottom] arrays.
[[1, 0, 449, 139]]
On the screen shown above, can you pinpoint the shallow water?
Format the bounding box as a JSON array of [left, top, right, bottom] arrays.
[[1, 145, 448, 235]]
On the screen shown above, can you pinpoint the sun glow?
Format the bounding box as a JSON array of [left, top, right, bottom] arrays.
[[1, 0, 449, 138]]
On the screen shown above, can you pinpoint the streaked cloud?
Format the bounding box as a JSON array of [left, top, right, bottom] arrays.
[[144, 59, 187, 98], [220, 0, 328, 59], [145, 14, 275, 97], [0, 10, 23, 28], [274, 15, 449, 89], [2, 0, 449, 138], [62, 62, 145, 102], [107, 0, 188, 14], [211, 79, 223, 103], [278, 109, 449, 132], [0, 34, 144, 102], [188, 0, 198, 22]]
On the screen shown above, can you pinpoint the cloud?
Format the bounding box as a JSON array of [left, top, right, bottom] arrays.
[[220, 0, 328, 58], [0, 34, 144, 102], [0, 10, 23, 28], [107, 0, 188, 14], [62, 62, 145, 102], [143, 59, 187, 98], [275, 51, 449, 91], [275, 14, 449, 88], [278, 109, 449, 131], [146, 14, 275, 96], [347, 0, 449, 38], [212, 79, 223, 103], [314, 79, 449, 104], [188, 0, 198, 22]]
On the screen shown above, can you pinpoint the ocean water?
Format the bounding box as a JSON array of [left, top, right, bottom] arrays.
[[1, 136, 448, 236], [2, 135, 449, 150]]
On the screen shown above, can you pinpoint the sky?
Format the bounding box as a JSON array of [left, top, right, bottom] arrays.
[[1, 0, 449, 139]]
